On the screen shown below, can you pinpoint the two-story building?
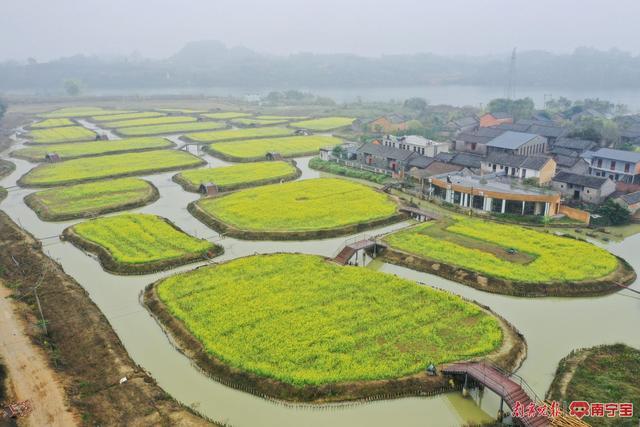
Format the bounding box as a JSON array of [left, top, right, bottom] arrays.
[[584, 148, 640, 184], [453, 127, 505, 155], [486, 131, 548, 155], [356, 142, 420, 177], [381, 135, 449, 157], [481, 152, 556, 184], [367, 114, 412, 133]]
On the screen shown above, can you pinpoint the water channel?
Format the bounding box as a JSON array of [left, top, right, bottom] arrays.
[[1, 123, 639, 426]]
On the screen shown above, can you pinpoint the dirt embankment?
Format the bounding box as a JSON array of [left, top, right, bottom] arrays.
[[0, 211, 216, 426]]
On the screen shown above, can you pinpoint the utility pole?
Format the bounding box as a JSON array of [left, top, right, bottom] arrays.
[[506, 48, 517, 100]]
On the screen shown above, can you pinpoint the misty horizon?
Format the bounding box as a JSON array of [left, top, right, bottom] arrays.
[[2, 0, 640, 62]]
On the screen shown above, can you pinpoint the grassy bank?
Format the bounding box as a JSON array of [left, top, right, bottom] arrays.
[[18, 150, 205, 187], [30, 118, 75, 128], [0, 159, 15, 179], [116, 121, 225, 136], [92, 111, 165, 122], [204, 135, 340, 162], [385, 217, 619, 283], [12, 137, 174, 161], [308, 157, 390, 184], [63, 213, 221, 274], [193, 178, 399, 236], [290, 117, 355, 131], [104, 116, 196, 128], [27, 126, 97, 144], [25, 178, 159, 221], [185, 126, 295, 143], [173, 161, 300, 193], [547, 344, 640, 426], [147, 253, 507, 401]]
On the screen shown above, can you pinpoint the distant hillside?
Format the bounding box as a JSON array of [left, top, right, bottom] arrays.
[[1, 42, 639, 91]]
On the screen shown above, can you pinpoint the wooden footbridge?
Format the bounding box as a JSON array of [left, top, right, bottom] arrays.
[[332, 238, 386, 266], [443, 361, 588, 427]]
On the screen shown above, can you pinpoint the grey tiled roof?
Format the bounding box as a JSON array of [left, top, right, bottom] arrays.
[[408, 156, 435, 169], [487, 131, 540, 149], [620, 191, 640, 204], [486, 152, 552, 171], [553, 171, 608, 188], [553, 138, 597, 152], [357, 142, 418, 161], [590, 147, 640, 163], [450, 153, 482, 168], [455, 127, 505, 145]]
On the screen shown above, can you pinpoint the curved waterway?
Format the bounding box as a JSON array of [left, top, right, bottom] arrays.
[[1, 132, 639, 426]]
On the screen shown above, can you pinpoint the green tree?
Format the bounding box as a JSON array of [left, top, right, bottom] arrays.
[[404, 97, 428, 111], [63, 79, 82, 96], [569, 117, 620, 145], [0, 99, 6, 120], [487, 97, 534, 121], [594, 199, 630, 226]]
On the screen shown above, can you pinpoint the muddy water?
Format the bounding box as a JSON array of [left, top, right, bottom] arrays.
[[1, 135, 639, 426]]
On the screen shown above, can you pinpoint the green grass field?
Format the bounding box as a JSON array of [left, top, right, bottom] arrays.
[[556, 344, 640, 427], [69, 213, 215, 266], [30, 118, 75, 129], [25, 178, 157, 220], [257, 115, 308, 120], [104, 116, 197, 128], [196, 178, 397, 232], [186, 126, 295, 143], [0, 159, 16, 179], [156, 253, 503, 386], [39, 107, 134, 118], [19, 150, 204, 187], [384, 217, 618, 283], [0, 187, 6, 202], [174, 161, 298, 192], [201, 112, 251, 120], [27, 126, 97, 144], [116, 121, 225, 136], [290, 117, 355, 131], [230, 118, 288, 126], [205, 135, 341, 161], [92, 111, 166, 122], [12, 137, 173, 161], [156, 108, 206, 114]]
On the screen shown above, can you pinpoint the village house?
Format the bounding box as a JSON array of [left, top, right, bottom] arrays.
[[494, 119, 566, 144], [584, 148, 640, 184], [427, 170, 561, 217], [486, 131, 548, 156], [481, 152, 556, 184], [453, 127, 505, 155], [614, 191, 640, 214], [381, 134, 449, 157], [435, 152, 483, 174], [449, 116, 479, 133], [548, 138, 596, 174], [366, 114, 412, 133], [356, 142, 421, 177], [479, 112, 513, 128], [551, 172, 615, 204]]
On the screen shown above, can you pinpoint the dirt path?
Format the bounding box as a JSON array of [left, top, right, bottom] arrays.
[[0, 285, 77, 427]]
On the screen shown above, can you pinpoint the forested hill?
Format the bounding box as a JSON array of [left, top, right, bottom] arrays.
[[1, 41, 640, 91]]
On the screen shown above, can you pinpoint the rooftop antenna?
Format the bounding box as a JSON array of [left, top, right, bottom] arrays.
[[506, 48, 517, 100]]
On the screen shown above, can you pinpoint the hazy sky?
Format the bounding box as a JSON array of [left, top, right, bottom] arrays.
[[2, 0, 639, 61]]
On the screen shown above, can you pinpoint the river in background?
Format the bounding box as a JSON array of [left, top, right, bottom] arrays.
[[1, 122, 639, 426], [33, 85, 640, 112]]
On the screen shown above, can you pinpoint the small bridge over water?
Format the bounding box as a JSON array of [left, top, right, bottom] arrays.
[[444, 361, 548, 426], [332, 238, 386, 266]]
